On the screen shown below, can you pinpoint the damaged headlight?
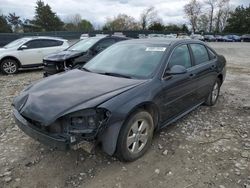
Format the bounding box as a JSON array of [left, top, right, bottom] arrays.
[[64, 108, 110, 135]]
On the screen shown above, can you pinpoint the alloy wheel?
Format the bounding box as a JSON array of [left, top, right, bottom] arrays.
[[126, 119, 149, 154], [2, 61, 17, 74]]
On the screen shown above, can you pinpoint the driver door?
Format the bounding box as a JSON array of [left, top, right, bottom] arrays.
[[17, 39, 45, 65], [157, 44, 198, 124]]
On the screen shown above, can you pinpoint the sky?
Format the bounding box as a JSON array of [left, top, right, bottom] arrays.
[[0, 0, 249, 28]]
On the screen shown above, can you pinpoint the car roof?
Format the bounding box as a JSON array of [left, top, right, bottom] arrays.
[[117, 38, 204, 46], [21, 36, 67, 41]]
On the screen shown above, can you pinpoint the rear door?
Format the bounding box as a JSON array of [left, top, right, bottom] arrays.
[[189, 43, 218, 101], [38, 39, 65, 57], [157, 44, 198, 124]]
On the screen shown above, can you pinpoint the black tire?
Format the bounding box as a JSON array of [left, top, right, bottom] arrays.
[[0, 58, 19, 74], [116, 110, 154, 162], [205, 78, 221, 106]]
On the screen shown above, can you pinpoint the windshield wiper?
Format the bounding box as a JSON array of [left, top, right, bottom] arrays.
[[99, 72, 132, 79]]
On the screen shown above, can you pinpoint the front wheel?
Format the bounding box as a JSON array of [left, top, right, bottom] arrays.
[[116, 110, 154, 162], [205, 78, 221, 106], [0, 59, 19, 74]]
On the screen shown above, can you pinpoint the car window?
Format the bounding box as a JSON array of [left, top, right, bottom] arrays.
[[96, 39, 116, 49], [41, 39, 63, 47], [24, 40, 43, 49], [190, 44, 209, 65], [207, 48, 216, 60], [84, 43, 167, 79], [168, 45, 191, 69]]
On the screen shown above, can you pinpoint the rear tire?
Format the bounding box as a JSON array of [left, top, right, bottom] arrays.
[[116, 110, 154, 162], [205, 78, 221, 106], [0, 58, 19, 74]]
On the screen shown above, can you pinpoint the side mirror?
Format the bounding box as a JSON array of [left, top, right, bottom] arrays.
[[19, 45, 28, 50], [164, 65, 187, 79], [169, 65, 187, 74]]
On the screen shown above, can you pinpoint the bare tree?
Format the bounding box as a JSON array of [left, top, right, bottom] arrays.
[[197, 14, 209, 32], [214, 0, 230, 32], [205, 0, 217, 32], [140, 6, 158, 30], [66, 13, 81, 26], [104, 14, 140, 31], [184, 0, 202, 33]]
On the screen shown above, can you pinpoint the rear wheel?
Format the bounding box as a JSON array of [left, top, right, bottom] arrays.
[[205, 78, 221, 106], [116, 110, 154, 162], [0, 58, 19, 74]]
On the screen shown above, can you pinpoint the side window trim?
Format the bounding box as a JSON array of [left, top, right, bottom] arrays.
[[161, 43, 192, 79], [189, 43, 210, 66]]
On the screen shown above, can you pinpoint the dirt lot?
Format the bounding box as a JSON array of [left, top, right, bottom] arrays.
[[0, 42, 249, 188]]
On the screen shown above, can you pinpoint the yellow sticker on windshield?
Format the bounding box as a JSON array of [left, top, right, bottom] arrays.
[[146, 47, 166, 52]]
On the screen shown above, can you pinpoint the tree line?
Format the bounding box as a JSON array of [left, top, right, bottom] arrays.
[[0, 0, 249, 34], [184, 0, 250, 33]]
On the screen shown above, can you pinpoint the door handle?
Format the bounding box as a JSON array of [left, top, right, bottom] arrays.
[[189, 73, 196, 78], [210, 65, 216, 70]]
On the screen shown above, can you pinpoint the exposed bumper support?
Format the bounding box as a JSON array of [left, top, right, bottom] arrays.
[[13, 109, 95, 152]]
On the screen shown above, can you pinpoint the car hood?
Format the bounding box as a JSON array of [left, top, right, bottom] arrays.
[[13, 69, 146, 125], [43, 50, 85, 62]]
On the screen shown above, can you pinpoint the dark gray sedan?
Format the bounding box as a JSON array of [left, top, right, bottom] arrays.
[[13, 39, 226, 161]]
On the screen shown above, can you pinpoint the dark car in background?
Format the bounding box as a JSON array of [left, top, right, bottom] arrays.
[[204, 35, 216, 42], [43, 35, 128, 77], [241, 34, 250, 42], [224, 35, 241, 42], [13, 39, 226, 161], [222, 35, 234, 42], [214, 35, 224, 42]]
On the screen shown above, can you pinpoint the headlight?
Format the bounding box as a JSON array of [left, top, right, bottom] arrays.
[[65, 108, 110, 135]]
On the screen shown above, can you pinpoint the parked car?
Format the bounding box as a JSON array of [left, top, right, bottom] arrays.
[[204, 35, 216, 42], [224, 35, 241, 42], [13, 39, 226, 161], [222, 36, 234, 42], [214, 35, 224, 42], [241, 34, 250, 42], [43, 35, 128, 77], [0, 37, 69, 74], [190, 34, 205, 41], [80, 34, 89, 40]]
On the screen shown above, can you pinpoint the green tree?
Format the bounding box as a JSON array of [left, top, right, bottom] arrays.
[[33, 0, 64, 31], [0, 14, 12, 33], [78, 20, 93, 31], [148, 22, 165, 31], [224, 5, 250, 33]]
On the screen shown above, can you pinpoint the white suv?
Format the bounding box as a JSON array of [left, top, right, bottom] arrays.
[[0, 37, 69, 74]]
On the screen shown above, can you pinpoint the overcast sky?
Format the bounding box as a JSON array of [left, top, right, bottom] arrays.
[[0, 0, 249, 28]]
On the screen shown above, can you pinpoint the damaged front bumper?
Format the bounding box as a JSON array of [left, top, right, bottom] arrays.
[[13, 109, 95, 151]]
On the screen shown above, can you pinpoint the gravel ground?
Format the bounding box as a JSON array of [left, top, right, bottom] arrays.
[[0, 42, 249, 188]]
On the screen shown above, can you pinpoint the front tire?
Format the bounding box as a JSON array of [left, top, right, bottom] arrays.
[[205, 78, 221, 106], [116, 110, 154, 162], [0, 58, 19, 74]]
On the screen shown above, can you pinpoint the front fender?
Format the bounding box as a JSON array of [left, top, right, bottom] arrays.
[[97, 80, 161, 155]]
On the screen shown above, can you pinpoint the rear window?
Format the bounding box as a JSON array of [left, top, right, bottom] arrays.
[[190, 44, 209, 65]]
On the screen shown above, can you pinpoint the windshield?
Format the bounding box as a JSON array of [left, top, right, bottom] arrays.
[[4, 38, 29, 49], [83, 43, 167, 79], [67, 37, 100, 52]]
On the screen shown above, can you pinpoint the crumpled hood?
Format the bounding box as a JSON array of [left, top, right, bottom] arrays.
[[13, 69, 146, 125], [43, 50, 85, 62]]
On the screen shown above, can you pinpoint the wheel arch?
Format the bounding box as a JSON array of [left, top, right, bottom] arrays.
[[217, 74, 223, 84], [0, 56, 21, 67], [99, 101, 160, 156]]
